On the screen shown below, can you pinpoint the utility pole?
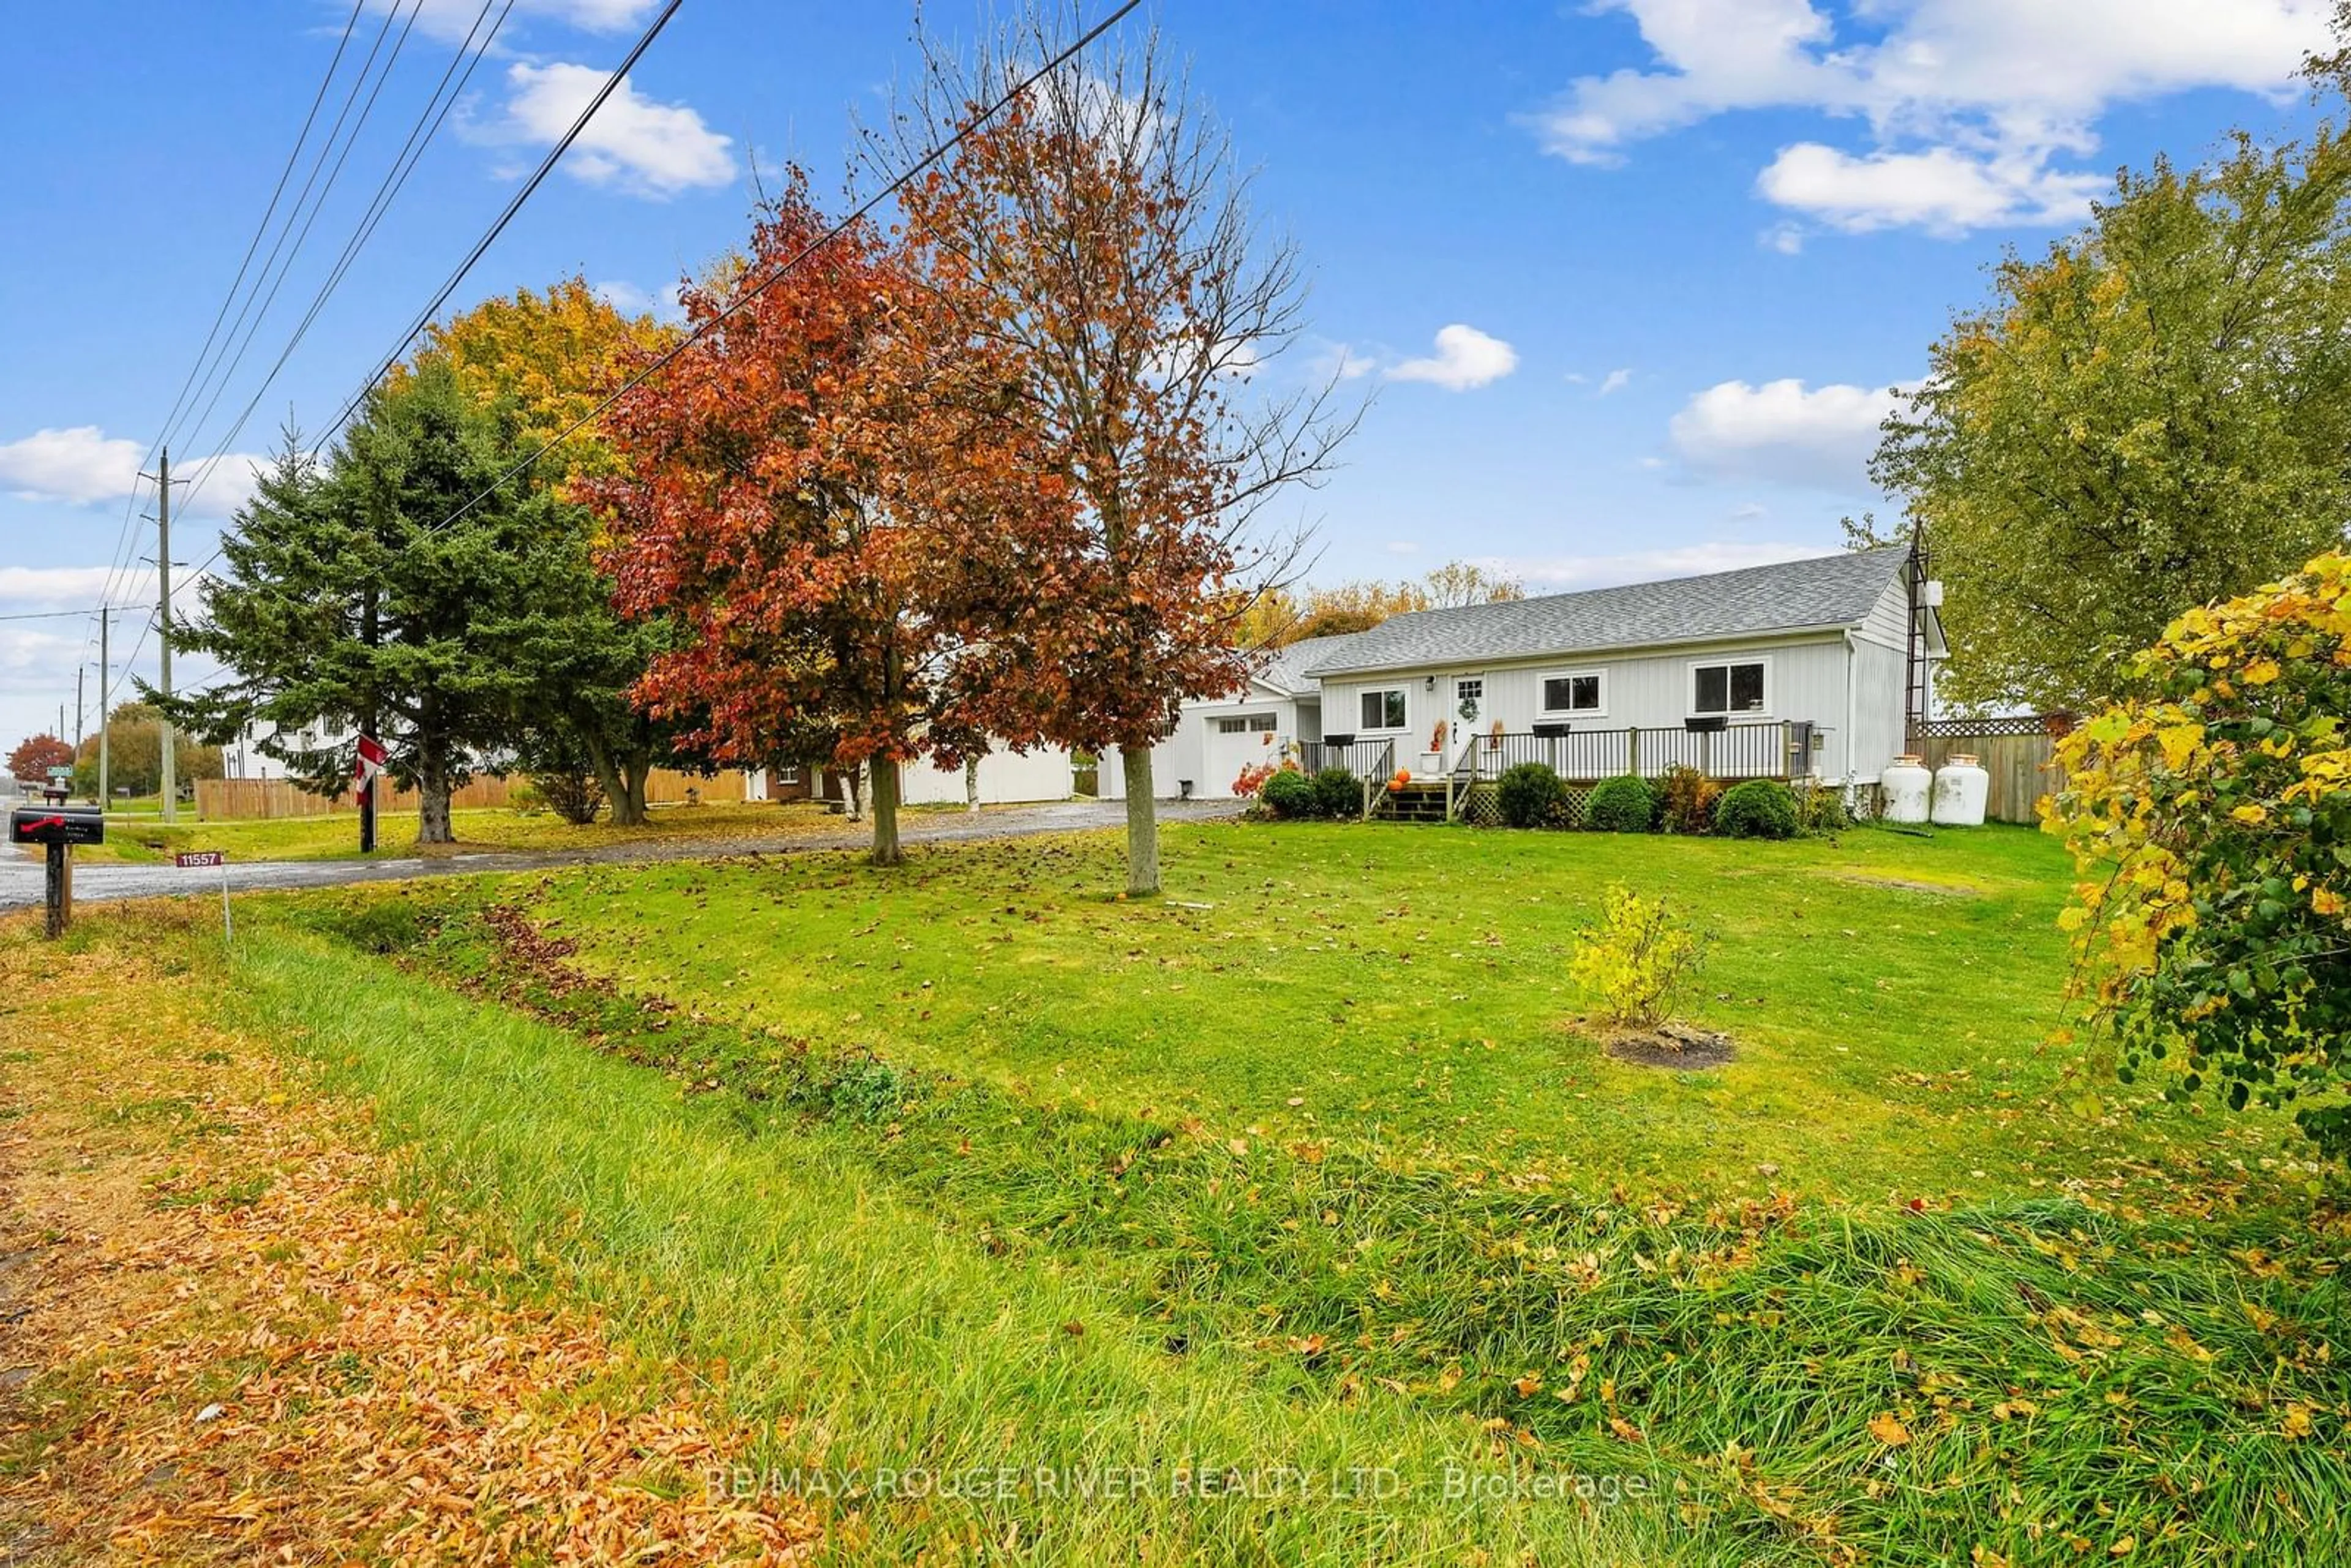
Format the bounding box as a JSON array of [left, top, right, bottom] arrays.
[[143, 449, 181, 823], [74, 667, 83, 752], [97, 606, 110, 808], [359, 583, 378, 854]]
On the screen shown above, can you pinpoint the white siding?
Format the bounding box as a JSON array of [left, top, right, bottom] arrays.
[[1100, 689, 1309, 800], [895, 745, 1074, 806], [1856, 568, 1914, 651], [1847, 637, 1910, 784], [1318, 633, 1851, 777]]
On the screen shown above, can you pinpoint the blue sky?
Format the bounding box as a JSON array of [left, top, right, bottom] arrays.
[[0, 0, 2334, 750]]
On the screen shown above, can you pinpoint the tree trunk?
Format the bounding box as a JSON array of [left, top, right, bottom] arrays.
[[869, 757, 903, 867], [964, 756, 981, 814], [846, 762, 864, 822], [418, 750, 454, 845], [1121, 747, 1160, 896], [583, 733, 628, 826], [621, 756, 653, 826]]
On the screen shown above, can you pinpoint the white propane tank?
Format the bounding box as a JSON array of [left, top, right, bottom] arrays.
[[1881, 754, 1932, 824], [1932, 752, 1990, 827]]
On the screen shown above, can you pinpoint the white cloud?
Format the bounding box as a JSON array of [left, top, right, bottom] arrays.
[[1668, 377, 1908, 491], [1759, 143, 2105, 234], [1729, 501, 1769, 522], [1310, 341, 1378, 383], [1526, 0, 2334, 233], [0, 428, 262, 517], [1502, 541, 1841, 591], [0, 427, 142, 505], [482, 62, 735, 198], [1383, 540, 1421, 555], [1385, 324, 1519, 392], [1761, 222, 1806, 255], [174, 452, 270, 519], [1598, 368, 1633, 396], [591, 277, 684, 323], [0, 566, 151, 606]]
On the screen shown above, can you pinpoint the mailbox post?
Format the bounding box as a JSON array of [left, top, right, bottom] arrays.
[[12, 806, 103, 939]]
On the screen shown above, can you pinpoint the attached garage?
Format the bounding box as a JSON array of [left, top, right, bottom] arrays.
[[1100, 631, 1361, 801]]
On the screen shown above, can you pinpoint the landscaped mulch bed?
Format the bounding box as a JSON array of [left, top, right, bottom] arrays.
[[1602, 1021, 1735, 1070]]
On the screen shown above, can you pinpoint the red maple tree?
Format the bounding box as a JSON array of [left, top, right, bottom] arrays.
[[7, 733, 73, 784], [583, 176, 1060, 866], [886, 20, 1357, 893]]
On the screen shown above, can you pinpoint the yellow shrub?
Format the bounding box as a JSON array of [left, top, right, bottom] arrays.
[[1569, 884, 1707, 1030]]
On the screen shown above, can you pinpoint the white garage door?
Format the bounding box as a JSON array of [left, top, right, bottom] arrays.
[[1202, 711, 1281, 797]]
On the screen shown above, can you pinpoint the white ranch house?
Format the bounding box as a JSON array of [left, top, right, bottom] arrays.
[[1106, 546, 1944, 805], [1098, 631, 1360, 803]]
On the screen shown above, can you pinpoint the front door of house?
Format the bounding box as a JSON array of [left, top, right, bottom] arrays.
[[1449, 674, 1486, 765]]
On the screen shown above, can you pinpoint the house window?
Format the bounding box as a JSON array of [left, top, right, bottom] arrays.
[[1692, 658, 1769, 715], [776, 765, 801, 784], [1540, 670, 1606, 716], [1215, 713, 1278, 734], [1359, 689, 1408, 730]]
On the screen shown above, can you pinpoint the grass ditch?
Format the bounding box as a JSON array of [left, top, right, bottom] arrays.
[[257, 884, 2351, 1566]]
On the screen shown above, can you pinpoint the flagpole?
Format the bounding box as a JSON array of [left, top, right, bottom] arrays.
[[354, 733, 385, 855]]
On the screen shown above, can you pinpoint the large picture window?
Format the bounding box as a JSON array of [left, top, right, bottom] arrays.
[[1540, 670, 1606, 716], [1691, 658, 1768, 715], [1359, 689, 1408, 730]]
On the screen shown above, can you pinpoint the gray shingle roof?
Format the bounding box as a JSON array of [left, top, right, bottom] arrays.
[[1302, 546, 1909, 678], [1253, 631, 1366, 696]]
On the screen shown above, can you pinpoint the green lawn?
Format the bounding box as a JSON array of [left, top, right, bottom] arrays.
[[519, 818, 2285, 1205], [55, 818, 2349, 1564], [61, 798, 852, 864]]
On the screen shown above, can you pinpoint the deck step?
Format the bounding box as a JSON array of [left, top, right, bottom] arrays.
[[1373, 782, 1454, 823]]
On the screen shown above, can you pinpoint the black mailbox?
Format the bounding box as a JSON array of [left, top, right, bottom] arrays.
[[1531, 722, 1570, 737], [10, 806, 103, 847]]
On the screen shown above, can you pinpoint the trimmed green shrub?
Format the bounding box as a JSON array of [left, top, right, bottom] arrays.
[[1586, 774, 1656, 833], [1311, 767, 1360, 820], [1716, 778, 1800, 839], [1496, 761, 1572, 828], [1258, 767, 1316, 819]]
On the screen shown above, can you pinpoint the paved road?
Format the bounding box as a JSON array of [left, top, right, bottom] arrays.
[[0, 798, 1243, 910]]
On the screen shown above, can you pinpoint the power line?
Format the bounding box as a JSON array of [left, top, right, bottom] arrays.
[[382, 0, 1144, 546], [180, 0, 1142, 655], [0, 607, 143, 625], [311, 0, 688, 454], [173, 0, 516, 520], [151, 0, 370, 460], [85, 0, 370, 654], [167, 0, 423, 479]]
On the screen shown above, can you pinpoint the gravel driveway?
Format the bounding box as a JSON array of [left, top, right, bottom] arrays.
[[0, 798, 1243, 911]]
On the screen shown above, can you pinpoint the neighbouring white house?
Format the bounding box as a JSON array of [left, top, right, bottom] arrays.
[[1109, 546, 1943, 800], [750, 743, 1076, 808], [1098, 631, 1363, 801], [222, 717, 359, 780]]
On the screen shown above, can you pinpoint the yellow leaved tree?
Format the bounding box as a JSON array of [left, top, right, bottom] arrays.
[[401, 276, 677, 478], [2044, 552, 2351, 1156]]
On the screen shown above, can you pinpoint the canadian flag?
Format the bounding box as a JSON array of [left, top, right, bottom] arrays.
[[353, 733, 387, 801]]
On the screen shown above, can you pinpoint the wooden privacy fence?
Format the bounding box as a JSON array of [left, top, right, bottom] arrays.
[[198, 775, 513, 820], [1914, 730, 2067, 825], [197, 768, 748, 820]]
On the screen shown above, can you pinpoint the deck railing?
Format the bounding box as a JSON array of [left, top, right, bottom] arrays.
[[1296, 737, 1400, 780], [1468, 721, 1817, 784]]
